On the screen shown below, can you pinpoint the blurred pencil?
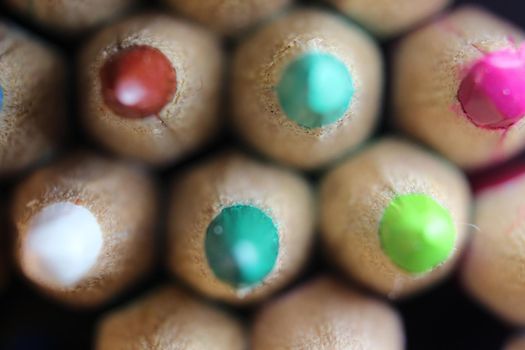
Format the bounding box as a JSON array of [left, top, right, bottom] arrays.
[[12, 154, 157, 307], [505, 335, 525, 350], [393, 6, 525, 169], [324, 0, 451, 38], [96, 286, 246, 350], [462, 162, 525, 326], [164, 0, 291, 36], [232, 9, 382, 169], [79, 14, 223, 165], [252, 277, 404, 350], [6, 0, 138, 34], [0, 22, 66, 175], [167, 152, 315, 303], [320, 138, 470, 298]]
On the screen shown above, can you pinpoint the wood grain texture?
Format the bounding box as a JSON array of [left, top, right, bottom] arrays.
[[393, 6, 525, 169], [0, 22, 66, 175], [164, 0, 291, 36], [232, 9, 382, 169], [325, 0, 450, 38], [462, 173, 525, 326], [79, 14, 223, 165], [252, 277, 404, 350], [6, 0, 137, 33], [167, 152, 315, 303], [12, 153, 157, 307], [96, 286, 246, 350], [320, 138, 470, 298]]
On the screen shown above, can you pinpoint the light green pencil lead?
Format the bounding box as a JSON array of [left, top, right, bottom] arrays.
[[379, 193, 456, 274]]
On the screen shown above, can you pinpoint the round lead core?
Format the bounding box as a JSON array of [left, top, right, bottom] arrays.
[[458, 47, 525, 130], [379, 193, 456, 274], [205, 204, 279, 288], [277, 52, 354, 129], [100, 45, 177, 119]]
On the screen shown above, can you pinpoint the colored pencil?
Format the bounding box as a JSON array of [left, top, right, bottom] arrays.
[[506, 335, 525, 350], [393, 6, 525, 169], [79, 14, 223, 165], [12, 154, 157, 307], [96, 286, 246, 350], [5, 0, 138, 34], [324, 0, 451, 38], [232, 8, 382, 169], [167, 152, 315, 303], [320, 138, 470, 298], [462, 163, 525, 326], [252, 277, 404, 350], [0, 22, 66, 175], [164, 0, 291, 36]]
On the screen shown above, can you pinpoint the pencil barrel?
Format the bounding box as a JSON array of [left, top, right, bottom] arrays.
[[320, 138, 470, 298], [232, 9, 382, 169], [79, 14, 223, 165], [167, 152, 315, 303], [252, 277, 404, 350], [6, 0, 138, 33], [393, 7, 525, 169], [462, 174, 525, 326], [325, 0, 451, 38], [0, 23, 66, 175], [12, 154, 157, 307], [96, 286, 246, 350], [505, 335, 525, 350], [164, 0, 291, 36]]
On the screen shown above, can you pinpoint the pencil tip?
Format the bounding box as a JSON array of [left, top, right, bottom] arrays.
[[205, 205, 279, 288], [379, 193, 456, 274], [458, 46, 525, 130], [21, 202, 103, 288], [277, 52, 354, 129], [100, 45, 177, 119]]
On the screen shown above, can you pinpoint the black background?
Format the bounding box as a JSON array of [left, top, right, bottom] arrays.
[[0, 0, 523, 349]]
